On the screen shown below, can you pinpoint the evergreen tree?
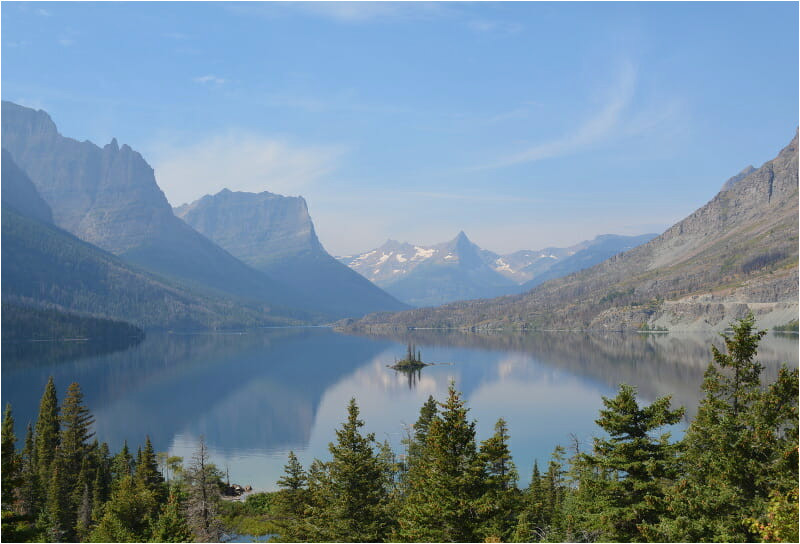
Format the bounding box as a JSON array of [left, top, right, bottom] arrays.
[[135, 436, 165, 502], [2, 404, 21, 510], [17, 422, 41, 516], [41, 454, 70, 542], [89, 475, 157, 542], [150, 490, 192, 543], [477, 418, 521, 542], [111, 441, 133, 483], [34, 377, 60, 486], [652, 314, 799, 541], [396, 383, 485, 542], [575, 384, 683, 542], [309, 398, 392, 542], [184, 437, 223, 542], [274, 450, 309, 541]]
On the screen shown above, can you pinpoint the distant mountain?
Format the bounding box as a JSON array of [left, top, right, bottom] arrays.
[[339, 232, 518, 306], [519, 233, 658, 290], [339, 232, 656, 306], [1, 101, 321, 319], [175, 189, 408, 318], [341, 132, 798, 332]]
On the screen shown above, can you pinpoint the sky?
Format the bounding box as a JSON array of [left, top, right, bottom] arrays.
[[2, 1, 798, 256]]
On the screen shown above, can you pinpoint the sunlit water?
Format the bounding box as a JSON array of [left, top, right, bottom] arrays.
[[2, 328, 796, 491]]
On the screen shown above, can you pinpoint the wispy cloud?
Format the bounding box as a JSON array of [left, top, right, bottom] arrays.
[[467, 19, 523, 35], [150, 131, 347, 206], [490, 62, 638, 168], [58, 38, 75, 47], [193, 75, 225, 85], [37, 8, 52, 17]]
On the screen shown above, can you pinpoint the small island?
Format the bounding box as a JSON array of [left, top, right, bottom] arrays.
[[390, 342, 431, 370]]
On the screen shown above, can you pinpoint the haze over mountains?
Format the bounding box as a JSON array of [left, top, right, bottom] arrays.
[[341, 132, 799, 332], [0, 101, 404, 328], [339, 232, 657, 306]]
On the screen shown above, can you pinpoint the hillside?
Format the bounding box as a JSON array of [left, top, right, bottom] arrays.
[[1, 207, 301, 330], [175, 189, 408, 318], [340, 132, 799, 332]]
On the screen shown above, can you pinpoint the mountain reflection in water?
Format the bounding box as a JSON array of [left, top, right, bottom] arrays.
[[2, 327, 796, 490]]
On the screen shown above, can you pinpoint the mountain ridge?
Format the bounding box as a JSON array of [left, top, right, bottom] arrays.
[[339, 131, 798, 332]]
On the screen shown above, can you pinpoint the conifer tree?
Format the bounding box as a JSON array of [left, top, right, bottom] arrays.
[[311, 398, 392, 542], [135, 436, 165, 502], [652, 314, 799, 541], [42, 454, 70, 542], [150, 490, 192, 543], [2, 404, 20, 510], [18, 422, 41, 516], [34, 377, 60, 485], [275, 451, 309, 542], [184, 437, 223, 542], [89, 474, 157, 542], [396, 383, 485, 542], [59, 382, 95, 512], [111, 441, 133, 483], [478, 418, 521, 542], [575, 384, 683, 542]]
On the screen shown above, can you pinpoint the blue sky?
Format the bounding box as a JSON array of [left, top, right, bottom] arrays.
[[2, 1, 798, 255]]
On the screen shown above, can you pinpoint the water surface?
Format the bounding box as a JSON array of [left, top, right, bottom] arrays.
[[2, 328, 796, 490]]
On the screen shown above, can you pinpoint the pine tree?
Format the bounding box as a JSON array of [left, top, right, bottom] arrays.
[[275, 451, 309, 542], [135, 436, 165, 502], [89, 474, 157, 542], [18, 422, 41, 516], [42, 454, 69, 542], [2, 404, 21, 510], [478, 418, 521, 542], [575, 384, 683, 542], [34, 377, 60, 486], [150, 490, 192, 543], [652, 314, 799, 541], [184, 437, 223, 542], [309, 398, 392, 542], [396, 383, 485, 542], [111, 441, 133, 483]]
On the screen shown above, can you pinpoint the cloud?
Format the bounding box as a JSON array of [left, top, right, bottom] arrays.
[[492, 62, 637, 168], [58, 38, 75, 47], [193, 75, 225, 85], [37, 8, 52, 17], [150, 131, 347, 206], [467, 19, 523, 34]]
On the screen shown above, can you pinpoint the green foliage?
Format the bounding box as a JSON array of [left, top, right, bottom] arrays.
[[34, 377, 60, 491], [307, 398, 393, 542], [2, 404, 21, 509], [773, 319, 799, 333], [650, 313, 799, 542], [1, 303, 144, 342], [575, 384, 684, 541], [396, 383, 486, 542], [477, 418, 521, 542]]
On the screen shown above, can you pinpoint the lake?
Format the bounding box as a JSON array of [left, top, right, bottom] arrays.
[[2, 328, 797, 491]]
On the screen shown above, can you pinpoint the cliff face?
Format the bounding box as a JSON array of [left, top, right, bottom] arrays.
[[342, 132, 798, 332], [176, 189, 408, 318], [1, 148, 54, 224], [1, 101, 318, 317]]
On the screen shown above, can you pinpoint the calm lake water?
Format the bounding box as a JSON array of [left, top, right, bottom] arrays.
[[2, 328, 797, 491]]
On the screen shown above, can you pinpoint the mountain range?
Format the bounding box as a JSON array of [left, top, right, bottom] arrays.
[[339, 132, 799, 332], [1, 101, 405, 326], [338, 231, 657, 306]]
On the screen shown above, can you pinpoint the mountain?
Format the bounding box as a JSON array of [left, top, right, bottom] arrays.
[[1, 101, 320, 319], [340, 132, 798, 332], [519, 233, 658, 290], [174, 189, 408, 318], [1, 148, 54, 224], [1, 206, 296, 331], [339, 232, 656, 306], [338, 232, 518, 306]]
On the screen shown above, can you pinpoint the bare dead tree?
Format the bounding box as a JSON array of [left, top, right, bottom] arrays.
[[184, 436, 223, 542]]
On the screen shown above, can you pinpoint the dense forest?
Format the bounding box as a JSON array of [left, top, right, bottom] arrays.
[[1, 303, 145, 342], [1, 315, 797, 542]]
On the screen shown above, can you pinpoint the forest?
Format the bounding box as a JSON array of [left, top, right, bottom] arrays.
[[1, 315, 797, 542]]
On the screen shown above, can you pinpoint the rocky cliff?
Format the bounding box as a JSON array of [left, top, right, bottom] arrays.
[[1, 101, 321, 319], [175, 189, 408, 318]]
